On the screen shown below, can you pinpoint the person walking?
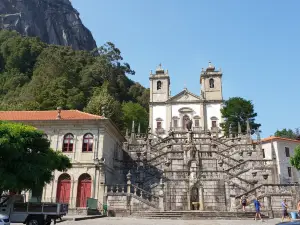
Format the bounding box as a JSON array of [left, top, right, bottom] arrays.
[[240, 195, 247, 212], [253, 197, 264, 222], [281, 199, 291, 222]]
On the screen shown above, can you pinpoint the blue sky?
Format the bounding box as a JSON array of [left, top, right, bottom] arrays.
[[72, 0, 300, 137]]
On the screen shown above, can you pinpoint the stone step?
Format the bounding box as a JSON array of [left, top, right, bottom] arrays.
[[131, 211, 269, 220]]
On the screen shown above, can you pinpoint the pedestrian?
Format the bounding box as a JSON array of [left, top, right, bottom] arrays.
[[253, 197, 264, 222], [281, 199, 291, 222], [297, 200, 300, 217], [240, 195, 247, 212]]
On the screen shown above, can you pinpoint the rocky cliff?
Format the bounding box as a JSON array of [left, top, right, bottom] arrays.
[[0, 0, 97, 51]]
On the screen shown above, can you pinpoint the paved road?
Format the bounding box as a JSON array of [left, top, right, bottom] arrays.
[[59, 217, 294, 225]]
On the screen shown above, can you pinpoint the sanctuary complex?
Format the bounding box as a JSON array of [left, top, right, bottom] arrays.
[[1, 62, 300, 218]]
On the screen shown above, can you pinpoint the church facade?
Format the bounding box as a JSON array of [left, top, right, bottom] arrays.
[[149, 62, 223, 136]]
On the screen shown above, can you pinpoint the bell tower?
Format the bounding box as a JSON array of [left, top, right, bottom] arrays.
[[200, 62, 223, 131], [149, 64, 170, 132], [200, 62, 223, 101], [149, 64, 170, 103]]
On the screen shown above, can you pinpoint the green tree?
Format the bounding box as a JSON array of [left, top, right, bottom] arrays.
[[128, 83, 150, 110], [0, 30, 150, 130], [84, 81, 122, 126], [290, 145, 300, 170], [0, 121, 72, 194], [121, 101, 148, 133], [274, 128, 300, 140], [220, 97, 261, 135]]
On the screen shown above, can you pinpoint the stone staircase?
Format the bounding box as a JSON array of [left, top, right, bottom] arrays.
[[131, 211, 269, 220]]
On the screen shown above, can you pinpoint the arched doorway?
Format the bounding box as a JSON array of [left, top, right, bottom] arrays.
[[182, 115, 190, 130], [76, 174, 92, 207], [190, 187, 199, 210], [56, 174, 71, 204]]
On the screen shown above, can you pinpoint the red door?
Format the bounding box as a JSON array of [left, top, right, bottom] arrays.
[[76, 177, 91, 207], [56, 179, 71, 203]]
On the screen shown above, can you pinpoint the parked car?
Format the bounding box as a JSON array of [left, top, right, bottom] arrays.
[[0, 214, 10, 225]]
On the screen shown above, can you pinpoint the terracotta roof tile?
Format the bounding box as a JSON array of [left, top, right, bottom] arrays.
[[261, 136, 300, 144], [0, 110, 104, 121]]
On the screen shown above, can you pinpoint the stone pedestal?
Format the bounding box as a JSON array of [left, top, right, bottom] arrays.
[[199, 187, 204, 210], [159, 191, 164, 212], [230, 196, 237, 212]]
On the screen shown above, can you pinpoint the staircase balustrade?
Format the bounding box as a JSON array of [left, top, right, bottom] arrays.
[[105, 184, 159, 206]]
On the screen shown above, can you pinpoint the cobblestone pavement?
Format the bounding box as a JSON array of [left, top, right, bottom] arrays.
[[59, 217, 291, 225]]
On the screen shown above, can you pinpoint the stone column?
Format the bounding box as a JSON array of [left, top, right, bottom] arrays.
[[159, 179, 165, 211], [166, 104, 172, 131], [149, 105, 153, 130], [225, 181, 230, 211], [97, 165, 106, 205], [126, 171, 132, 213], [187, 188, 191, 210], [229, 184, 237, 211], [71, 180, 78, 209], [264, 196, 273, 218], [199, 186, 204, 211]]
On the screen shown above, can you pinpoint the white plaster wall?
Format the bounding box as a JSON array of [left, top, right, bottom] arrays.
[[102, 130, 124, 185], [205, 103, 222, 128], [171, 103, 201, 127], [152, 105, 167, 130], [261, 142, 273, 160], [263, 140, 300, 184], [276, 141, 300, 184]]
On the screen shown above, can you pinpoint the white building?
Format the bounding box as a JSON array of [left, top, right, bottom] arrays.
[[0, 109, 125, 211], [262, 136, 300, 184], [149, 62, 223, 136]]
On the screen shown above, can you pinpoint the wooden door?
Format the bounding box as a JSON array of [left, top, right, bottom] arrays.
[[190, 187, 199, 210], [76, 177, 91, 207], [56, 179, 71, 204]]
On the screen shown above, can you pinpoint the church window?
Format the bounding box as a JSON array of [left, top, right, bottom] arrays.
[[62, 133, 74, 152], [157, 121, 162, 129], [157, 81, 162, 90], [285, 147, 290, 157], [82, 133, 94, 152], [262, 149, 265, 158], [288, 167, 292, 177], [209, 78, 214, 88], [212, 121, 217, 127], [195, 119, 200, 127]]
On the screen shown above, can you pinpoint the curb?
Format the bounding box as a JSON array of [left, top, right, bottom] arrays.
[[63, 215, 106, 221]]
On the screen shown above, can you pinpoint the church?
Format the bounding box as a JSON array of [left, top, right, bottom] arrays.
[[149, 62, 223, 136]]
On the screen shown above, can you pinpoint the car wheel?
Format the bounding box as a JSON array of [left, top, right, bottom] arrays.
[[27, 219, 39, 225]]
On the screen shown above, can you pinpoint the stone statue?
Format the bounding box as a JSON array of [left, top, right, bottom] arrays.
[[185, 118, 193, 131]]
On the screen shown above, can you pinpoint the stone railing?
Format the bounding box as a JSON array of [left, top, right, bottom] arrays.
[[232, 184, 300, 213], [105, 183, 159, 208]]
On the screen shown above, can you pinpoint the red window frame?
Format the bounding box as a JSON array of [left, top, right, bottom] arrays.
[[62, 134, 74, 152], [82, 133, 94, 152]]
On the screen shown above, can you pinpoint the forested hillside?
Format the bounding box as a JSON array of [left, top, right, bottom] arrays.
[[0, 30, 149, 133]]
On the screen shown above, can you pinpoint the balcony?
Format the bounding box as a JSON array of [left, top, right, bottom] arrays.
[[155, 128, 165, 134], [210, 127, 221, 133], [170, 127, 203, 132]]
